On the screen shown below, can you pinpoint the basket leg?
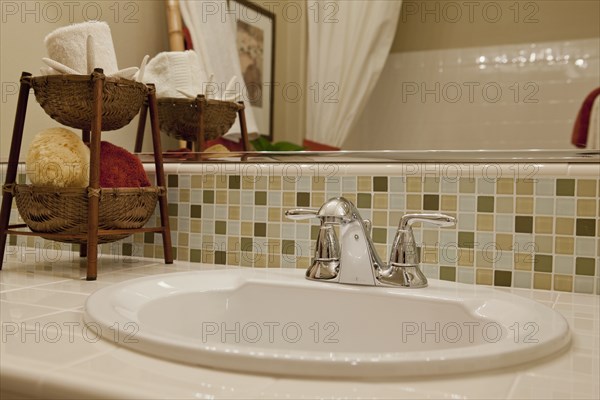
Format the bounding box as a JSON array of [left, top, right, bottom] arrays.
[[0, 72, 32, 270], [195, 95, 205, 153], [85, 69, 106, 281], [237, 102, 251, 152], [147, 85, 173, 264], [134, 101, 148, 153]]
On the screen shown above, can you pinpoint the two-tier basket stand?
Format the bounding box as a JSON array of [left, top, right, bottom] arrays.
[[0, 69, 173, 280]]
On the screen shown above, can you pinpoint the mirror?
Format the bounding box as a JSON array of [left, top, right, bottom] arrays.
[[1, 0, 598, 162]]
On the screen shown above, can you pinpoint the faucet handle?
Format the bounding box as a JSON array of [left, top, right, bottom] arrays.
[[285, 208, 319, 220], [399, 213, 456, 230]]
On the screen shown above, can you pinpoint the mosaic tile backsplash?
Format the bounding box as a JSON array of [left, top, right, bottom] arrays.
[[2, 162, 599, 294]]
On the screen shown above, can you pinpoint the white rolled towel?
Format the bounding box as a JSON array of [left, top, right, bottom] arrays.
[[143, 50, 207, 98], [44, 21, 119, 75]]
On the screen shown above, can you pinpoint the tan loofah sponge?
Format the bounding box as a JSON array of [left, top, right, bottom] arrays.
[[26, 127, 90, 188]]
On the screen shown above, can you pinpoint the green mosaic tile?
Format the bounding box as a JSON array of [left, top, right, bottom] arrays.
[[357, 193, 372, 208], [144, 232, 154, 244], [241, 237, 253, 251], [168, 204, 178, 217], [297, 192, 310, 207], [168, 175, 178, 187], [556, 179, 575, 196], [255, 191, 267, 206], [282, 240, 295, 255], [494, 270, 512, 287], [191, 205, 202, 218], [373, 177, 388, 192], [311, 225, 320, 241], [576, 219, 596, 236], [9, 235, 16, 246], [215, 221, 226, 235], [575, 257, 595, 276], [372, 228, 387, 244], [515, 216, 533, 233], [458, 232, 474, 248], [171, 247, 178, 260], [534, 254, 553, 273], [440, 266, 456, 281], [203, 190, 214, 204], [254, 223, 266, 237], [215, 251, 227, 265], [190, 249, 202, 262], [229, 175, 241, 189], [477, 196, 494, 213], [423, 194, 439, 211]]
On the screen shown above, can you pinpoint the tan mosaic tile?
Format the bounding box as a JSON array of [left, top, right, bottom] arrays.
[[229, 190, 240, 205], [423, 177, 439, 192], [282, 192, 296, 207], [268, 207, 281, 222], [533, 273, 552, 290], [476, 269, 493, 285], [358, 176, 372, 191], [422, 246, 439, 264], [495, 233, 513, 251], [535, 235, 553, 254], [312, 176, 326, 191], [457, 248, 474, 267], [241, 222, 253, 236], [269, 176, 282, 190], [178, 233, 189, 247], [514, 253, 533, 270], [496, 178, 514, 194], [373, 193, 388, 209], [311, 192, 325, 207], [406, 194, 422, 210], [555, 217, 574, 235], [577, 179, 597, 197], [228, 206, 240, 220], [372, 211, 388, 227], [389, 211, 403, 226], [216, 190, 228, 204], [282, 178, 295, 191], [406, 177, 422, 192], [191, 175, 203, 188], [441, 195, 457, 211], [535, 216, 553, 234], [515, 197, 534, 214], [179, 189, 190, 203], [555, 236, 574, 255], [459, 178, 475, 193], [190, 220, 202, 233], [255, 176, 268, 190], [477, 214, 494, 231], [496, 197, 514, 213], [516, 180, 533, 195], [577, 199, 596, 217], [242, 177, 254, 190], [215, 175, 227, 189], [476, 250, 493, 268]]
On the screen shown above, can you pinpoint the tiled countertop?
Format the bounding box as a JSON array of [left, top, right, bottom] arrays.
[[0, 251, 598, 399]]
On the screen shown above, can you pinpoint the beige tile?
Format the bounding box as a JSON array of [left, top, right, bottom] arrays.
[[476, 250, 493, 268], [515, 197, 534, 214], [341, 193, 357, 204], [495, 233, 513, 251], [441, 195, 457, 211], [312, 176, 325, 191], [241, 222, 253, 236], [215, 175, 227, 189], [406, 194, 421, 210], [577, 179, 597, 197], [555, 217, 574, 235], [406, 177, 422, 192], [459, 178, 475, 193], [282, 178, 296, 191], [229, 190, 240, 205], [228, 206, 240, 220], [191, 175, 203, 188], [421, 246, 438, 264], [242, 177, 254, 190], [457, 248, 474, 266], [311, 192, 325, 207], [535, 216, 553, 234], [357, 176, 372, 191], [496, 197, 513, 213], [514, 253, 533, 270], [496, 178, 514, 194], [255, 176, 268, 190], [476, 269, 493, 285], [373, 193, 388, 209], [477, 214, 494, 231], [227, 237, 240, 250], [178, 233, 189, 247], [190, 220, 201, 233], [179, 189, 190, 203], [203, 175, 215, 188], [372, 211, 388, 227], [534, 235, 553, 254], [389, 211, 403, 226], [269, 176, 282, 190], [282, 192, 296, 207], [533, 273, 551, 290], [268, 207, 282, 222], [577, 199, 596, 217], [516, 179, 533, 195], [555, 236, 574, 254], [228, 252, 240, 265], [216, 190, 227, 204], [553, 275, 573, 292]]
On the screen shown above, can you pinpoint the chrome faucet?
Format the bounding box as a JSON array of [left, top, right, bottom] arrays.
[[285, 197, 456, 288]]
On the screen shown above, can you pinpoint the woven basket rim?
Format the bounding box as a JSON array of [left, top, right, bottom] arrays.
[[30, 74, 147, 89], [158, 96, 244, 110], [12, 184, 164, 196]]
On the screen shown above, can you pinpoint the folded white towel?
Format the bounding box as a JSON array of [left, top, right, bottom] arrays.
[[143, 50, 207, 98], [44, 21, 119, 75]]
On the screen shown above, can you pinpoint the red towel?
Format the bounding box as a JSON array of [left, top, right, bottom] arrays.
[[571, 87, 600, 148]]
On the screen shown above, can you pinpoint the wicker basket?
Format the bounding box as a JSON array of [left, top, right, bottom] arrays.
[[30, 74, 148, 131], [157, 97, 243, 142], [10, 185, 163, 244]]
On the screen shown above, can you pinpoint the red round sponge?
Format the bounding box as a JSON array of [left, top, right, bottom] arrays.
[[98, 141, 151, 188]]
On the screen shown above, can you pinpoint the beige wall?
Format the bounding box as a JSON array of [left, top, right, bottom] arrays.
[[392, 0, 600, 52], [0, 0, 171, 160]]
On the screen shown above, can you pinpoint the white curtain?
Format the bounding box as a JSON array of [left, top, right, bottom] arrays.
[[179, 0, 258, 140], [306, 0, 401, 147]]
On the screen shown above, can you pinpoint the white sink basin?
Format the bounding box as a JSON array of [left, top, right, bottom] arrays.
[[84, 269, 570, 378]]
